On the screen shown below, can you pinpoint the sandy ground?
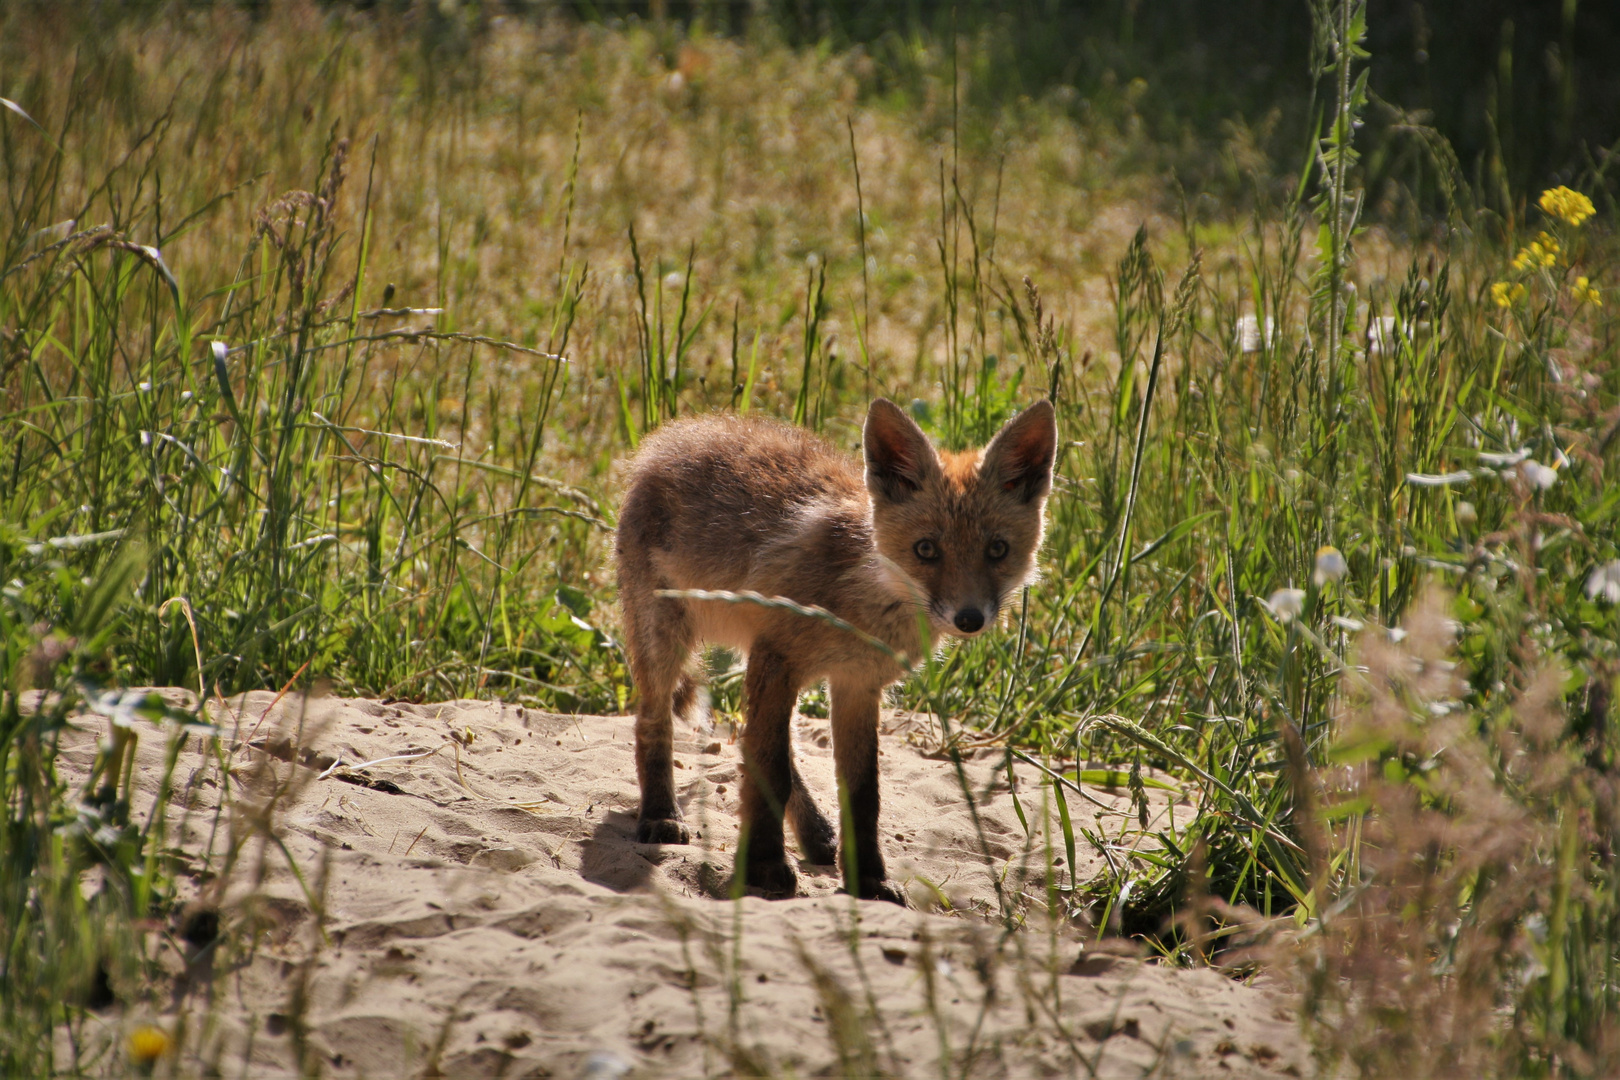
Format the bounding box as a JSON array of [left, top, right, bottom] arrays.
[[50, 689, 1308, 1078]]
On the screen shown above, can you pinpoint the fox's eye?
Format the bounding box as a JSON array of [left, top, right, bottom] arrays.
[[987, 538, 1009, 561], [914, 539, 940, 562]]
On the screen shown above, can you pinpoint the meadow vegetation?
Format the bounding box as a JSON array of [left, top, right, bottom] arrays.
[[1, 0, 1617, 1074]]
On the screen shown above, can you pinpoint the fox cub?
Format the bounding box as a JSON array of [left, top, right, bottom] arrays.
[[616, 399, 1057, 903]]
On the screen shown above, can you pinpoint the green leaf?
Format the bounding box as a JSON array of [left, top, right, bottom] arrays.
[[73, 538, 149, 650], [1319, 796, 1371, 821], [1069, 768, 1179, 791], [1328, 732, 1393, 765]]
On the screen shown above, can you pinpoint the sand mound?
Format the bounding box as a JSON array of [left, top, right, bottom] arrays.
[[51, 689, 1306, 1078]]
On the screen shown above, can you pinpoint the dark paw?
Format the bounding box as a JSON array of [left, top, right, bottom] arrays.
[[854, 877, 909, 906], [636, 817, 691, 845], [797, 822, 839, 866], [741, 858, 798, 899]]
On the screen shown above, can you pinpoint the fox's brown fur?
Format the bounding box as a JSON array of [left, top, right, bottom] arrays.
[[615, 398, 1057, 903]]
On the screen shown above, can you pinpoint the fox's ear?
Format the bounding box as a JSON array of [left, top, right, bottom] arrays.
[[983, 400, 1057, 503], [865, 398, 938, 503]]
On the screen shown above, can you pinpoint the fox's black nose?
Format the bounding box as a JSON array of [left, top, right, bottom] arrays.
[[954, 608, 985, 634]]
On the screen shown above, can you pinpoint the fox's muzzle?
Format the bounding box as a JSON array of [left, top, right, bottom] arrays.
[[940, 602, 996, 636], [953, 608, 985, 634]]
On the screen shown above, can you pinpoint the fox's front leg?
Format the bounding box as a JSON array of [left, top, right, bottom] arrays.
[[830, 681, 907, 905], [738, 646, 800, 898]]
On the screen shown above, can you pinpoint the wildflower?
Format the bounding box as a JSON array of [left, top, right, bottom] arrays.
[[1510, 233, 1560, 270], [1586, 560, 1620, 604], [1490, 281, 1526, 308], [1366, 315, 1399, 355], [1266, 587, 1306, 623], [1518, 460, 1557, 490], [1236, 313, 1274, 353], [1314, 545, 1348, 586], [1478, 447, 1531, 468], [1539, 185, 1596, 227], [129, 1025, 170, 1065], [1573, 276, 1603, 306]]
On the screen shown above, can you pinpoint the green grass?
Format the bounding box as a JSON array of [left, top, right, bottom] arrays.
[[2, 1, 1618, 1075]]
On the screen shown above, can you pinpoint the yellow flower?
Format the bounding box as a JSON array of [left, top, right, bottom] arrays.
[[1512, 232, 1560, 270], [129, 1025, 170, 1064], [1539, 186, 1596, 227], [1491, 281, 1526, 308], [1573, 276, 1603, 306]]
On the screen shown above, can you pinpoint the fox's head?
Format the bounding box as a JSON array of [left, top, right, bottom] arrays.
[[863, 398, 1057, 638]]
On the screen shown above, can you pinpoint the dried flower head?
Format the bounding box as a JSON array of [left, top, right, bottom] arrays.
[[1285, 587, 1574, 1076], [25, 625, 76, 689]]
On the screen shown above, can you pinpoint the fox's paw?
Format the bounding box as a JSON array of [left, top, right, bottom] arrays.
[[797, 820, 839, 866], [742, 858, 798, 899], [636, 817, 691, 845], [854, 877, 909, 907]]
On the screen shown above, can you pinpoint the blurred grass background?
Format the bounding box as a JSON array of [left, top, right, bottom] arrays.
[[2, 0, 1618, 1074]]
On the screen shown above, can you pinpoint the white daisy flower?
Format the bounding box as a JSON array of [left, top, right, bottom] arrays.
[[1366, 315, 1399, 355], [1586, 561, 1620, 604], [1266, 587, 1307, 623], [1236, 313, 1275, 354], [1478, 447, 1531, 468], [1518, 460, 1558, 490], [1314, 545, 1348, 586]]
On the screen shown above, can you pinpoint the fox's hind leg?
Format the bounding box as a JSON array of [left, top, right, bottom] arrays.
[[622, 589, 695, 845], [788, 760, 837, 864]]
